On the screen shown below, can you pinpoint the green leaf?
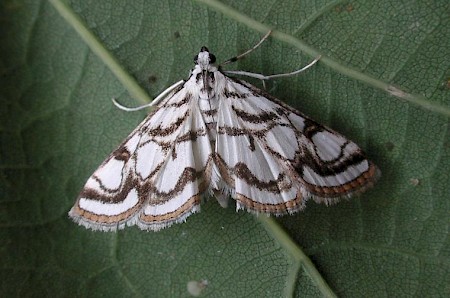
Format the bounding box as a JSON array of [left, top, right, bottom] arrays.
[[1, 0, 449, 297]]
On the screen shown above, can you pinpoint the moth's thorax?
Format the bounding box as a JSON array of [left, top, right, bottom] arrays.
[[191, 48, 219, 100], [190, 67, 218, 99], [194, 68, 219, 141]]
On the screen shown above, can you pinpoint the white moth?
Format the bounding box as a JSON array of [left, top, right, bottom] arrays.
[[69, 33, 380, 231]]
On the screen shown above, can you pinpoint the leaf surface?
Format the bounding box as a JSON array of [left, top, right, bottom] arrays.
[[1, 0, 449, 297]]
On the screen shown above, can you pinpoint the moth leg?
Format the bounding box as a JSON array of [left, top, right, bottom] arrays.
[[220, 30, 272, 66], [224, 56, 321, 83], [112, 79, 185, 112]]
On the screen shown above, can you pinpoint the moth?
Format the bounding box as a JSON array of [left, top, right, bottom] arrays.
[[69, 33, 380, 231]]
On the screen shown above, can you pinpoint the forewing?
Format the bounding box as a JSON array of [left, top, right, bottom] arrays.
[[69, 86, 213, 231], [136, 93, 213, 231], [215, 76, 379, 214]]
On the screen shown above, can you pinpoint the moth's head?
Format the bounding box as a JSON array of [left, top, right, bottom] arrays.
[[194, 46, 216, 70]]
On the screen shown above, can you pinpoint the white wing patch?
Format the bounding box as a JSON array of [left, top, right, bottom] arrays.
[[69, 46, 380, 232]]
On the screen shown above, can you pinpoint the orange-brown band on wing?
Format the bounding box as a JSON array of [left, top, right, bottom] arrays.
[[235, 191, 304, 214], [306, 162, 379, 197], [72, 200, 145, 224], [140, 194, 201, 223]]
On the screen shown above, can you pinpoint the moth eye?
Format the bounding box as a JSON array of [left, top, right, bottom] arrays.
[[194, 55, 198, 64], [209, 54, 216, 64]]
